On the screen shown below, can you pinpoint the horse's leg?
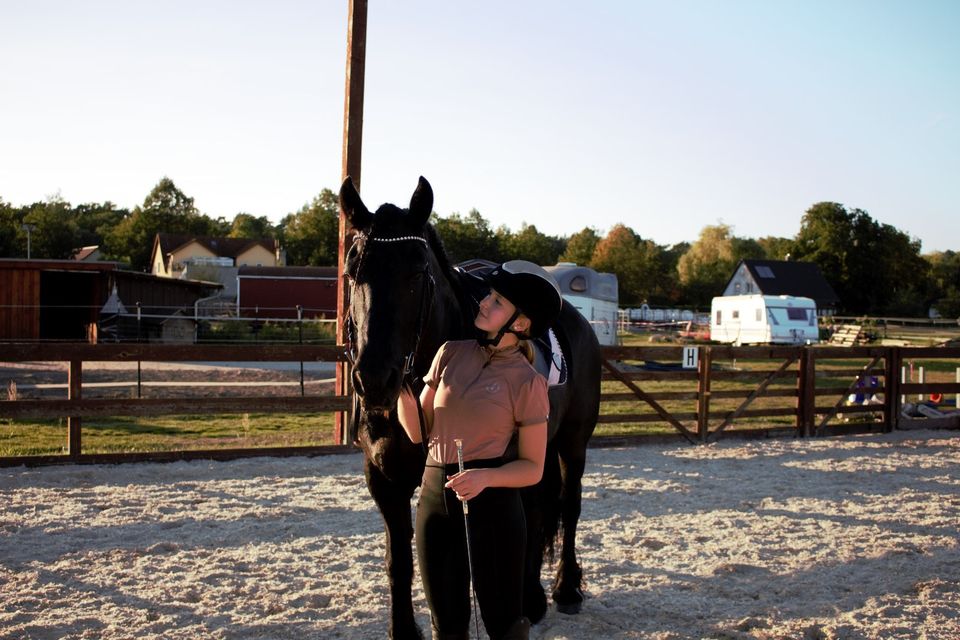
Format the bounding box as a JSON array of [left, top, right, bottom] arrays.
[[365, 459, 424, 640], [551, 440, 587, 614]]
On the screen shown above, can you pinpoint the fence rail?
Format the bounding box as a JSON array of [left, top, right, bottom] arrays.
[[1, 343, 958, 466]]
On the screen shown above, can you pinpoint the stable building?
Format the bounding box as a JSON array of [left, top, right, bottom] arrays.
[[0, 259, 219, 342]]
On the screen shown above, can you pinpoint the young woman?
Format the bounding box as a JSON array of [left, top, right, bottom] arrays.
[[397, 260, 562, 640]]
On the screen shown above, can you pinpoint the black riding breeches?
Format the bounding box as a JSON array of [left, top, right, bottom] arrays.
[[416, 458, 526, 640]]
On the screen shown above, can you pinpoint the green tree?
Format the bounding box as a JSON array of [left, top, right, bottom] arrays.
[[559, 227, 600, 266], [0, 198, 19, 257], [229, 213, 275, 240], [73, 201, 129, 251], [20, 196, 82, 259], [105, 177, 217, 271], [677, 224, 764, 308], [756, 235, 794, 261], [590, 224, 669, 306], [432, 209, 500, 263], [791, 202, 927, 315], [279, 189, 339, 266], [658, 242, 689, 306], [925, 250, 960, 318], [496, 223, 563, 266]]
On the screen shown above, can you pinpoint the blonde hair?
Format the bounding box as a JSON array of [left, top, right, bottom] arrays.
[[519, 339, 535, 364]]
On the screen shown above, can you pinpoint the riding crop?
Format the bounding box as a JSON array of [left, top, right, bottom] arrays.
[[454, 438, 481, 639]]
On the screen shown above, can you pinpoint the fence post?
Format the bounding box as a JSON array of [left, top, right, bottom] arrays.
[[799, 347, 816, 437], [796, 348, 808, 436], [697, 346, 712, 442], [297, 305, 305, 396], [136, 302, 142, 398], [884, 347, 901, 432], [68, 359, 82, 460]]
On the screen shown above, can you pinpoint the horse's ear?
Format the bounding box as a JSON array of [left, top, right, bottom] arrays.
[[339, 176, 372, 232], [408, 176, 433, 228]]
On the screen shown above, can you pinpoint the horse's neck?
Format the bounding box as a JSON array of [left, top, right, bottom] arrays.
[[422, 231, 477, 343], [434, 264, 476, 341]]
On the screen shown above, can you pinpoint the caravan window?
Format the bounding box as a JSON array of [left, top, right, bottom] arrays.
[[787, 308, 807, 321], [715, 310, 722, 325], [732, 310, 739, 319], [569, 275, 588, 292], [756, 308, 762, 322]]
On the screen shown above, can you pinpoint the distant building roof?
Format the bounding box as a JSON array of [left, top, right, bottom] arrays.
[[238, 265, 337, 278], [156, 233, 277, 259], [726, 259, 840, 309], [72, 245, 102, 261]]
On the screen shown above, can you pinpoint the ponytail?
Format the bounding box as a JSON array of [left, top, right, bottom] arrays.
[[518, 339, 535, 364]]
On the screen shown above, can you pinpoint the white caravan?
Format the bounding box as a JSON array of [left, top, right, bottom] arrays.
[[544, 263, 619, 346], [710, 294, 819, 346]]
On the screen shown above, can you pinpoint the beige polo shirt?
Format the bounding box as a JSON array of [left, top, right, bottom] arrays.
[[424, 340, 549, 464]]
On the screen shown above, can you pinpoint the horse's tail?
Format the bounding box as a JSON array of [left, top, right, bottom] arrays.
[[541, 440, 563, 561]]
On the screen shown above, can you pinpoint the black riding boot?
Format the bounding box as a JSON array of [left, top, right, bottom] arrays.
[[494, 617, 530, 640]]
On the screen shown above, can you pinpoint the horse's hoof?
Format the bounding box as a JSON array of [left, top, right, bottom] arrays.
[[552, 585, 584, 615], [555, 601, 582, 615]]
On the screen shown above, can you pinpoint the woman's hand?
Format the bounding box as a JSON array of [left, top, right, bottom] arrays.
[[444, 423, 547, 499], [444, 469, 490, 502]]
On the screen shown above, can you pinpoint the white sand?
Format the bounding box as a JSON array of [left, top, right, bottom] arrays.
[[2, 430, 958, 640]]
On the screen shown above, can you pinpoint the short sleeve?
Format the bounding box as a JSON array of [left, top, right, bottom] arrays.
[[514, 372, 549, 427], [424, 341, 453, 389]]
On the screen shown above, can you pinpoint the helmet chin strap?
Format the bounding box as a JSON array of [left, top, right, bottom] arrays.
[[477, 309, 522, 348]]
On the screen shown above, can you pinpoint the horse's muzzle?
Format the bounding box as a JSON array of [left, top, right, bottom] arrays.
[[352, 363, 402, 411]]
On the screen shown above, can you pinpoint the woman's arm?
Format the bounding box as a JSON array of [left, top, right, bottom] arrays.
[[396, 383, 436, 444], [444, 421, 547, 500]]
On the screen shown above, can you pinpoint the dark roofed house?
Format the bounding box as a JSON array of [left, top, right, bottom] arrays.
[[722, 259, 840, 316], [150, 233, 281, 279]]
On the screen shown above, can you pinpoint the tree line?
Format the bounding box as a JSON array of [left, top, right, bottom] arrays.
[[2, 177, 958, 318]]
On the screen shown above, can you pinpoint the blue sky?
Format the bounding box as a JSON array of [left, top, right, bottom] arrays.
[[2, 1, 957, 252]]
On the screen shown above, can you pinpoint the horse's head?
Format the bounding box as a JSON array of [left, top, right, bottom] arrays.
[[340, 176, 437, 413]]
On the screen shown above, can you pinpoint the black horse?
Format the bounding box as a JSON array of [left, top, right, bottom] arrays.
[[340, 176, 601, 640]]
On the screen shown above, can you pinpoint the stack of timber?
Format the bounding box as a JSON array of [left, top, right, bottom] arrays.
[[829, 324, 865, 346]]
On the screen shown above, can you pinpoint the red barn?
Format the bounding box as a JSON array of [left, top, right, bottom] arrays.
[[236, 266, 338, 320]]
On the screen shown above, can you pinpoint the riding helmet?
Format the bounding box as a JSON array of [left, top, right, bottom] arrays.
[[485, 260, 563, 339]]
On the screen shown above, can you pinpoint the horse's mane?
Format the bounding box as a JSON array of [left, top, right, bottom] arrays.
[[423, 223, 454, 275], [423, 222, 481, 330]]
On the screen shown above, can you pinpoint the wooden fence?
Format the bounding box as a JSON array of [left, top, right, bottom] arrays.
[[600, 345, 960, 443], [1, 343, 958, 466]]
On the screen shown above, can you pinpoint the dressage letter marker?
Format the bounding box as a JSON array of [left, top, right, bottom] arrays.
[[682, 346, 700, 370]]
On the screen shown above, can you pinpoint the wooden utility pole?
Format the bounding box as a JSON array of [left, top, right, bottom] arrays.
[[336, 0, 367, 444]]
